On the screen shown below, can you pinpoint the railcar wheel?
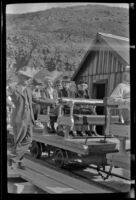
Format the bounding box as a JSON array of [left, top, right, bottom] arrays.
[[30, 141, 42, 158], [54, 149, 65, 168]]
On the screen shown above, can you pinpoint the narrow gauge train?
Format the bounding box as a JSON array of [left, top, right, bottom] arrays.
[[30, 97, 120, 168]]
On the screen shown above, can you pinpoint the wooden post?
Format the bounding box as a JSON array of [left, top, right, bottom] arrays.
[[119, 137, 127, 154], [105, 106, 111, 136], [47, 106, 50, 115], [70, 102, 74, 132], [58, 105, 62, 117], [106, 98, 130, 176], [65, 102, 74, 138]]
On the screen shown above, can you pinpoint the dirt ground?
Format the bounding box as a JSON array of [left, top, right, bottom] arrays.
[[8, 177, 46, 193]]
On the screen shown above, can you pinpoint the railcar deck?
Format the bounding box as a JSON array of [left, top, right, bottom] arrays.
[[32, 131, 118, 155]]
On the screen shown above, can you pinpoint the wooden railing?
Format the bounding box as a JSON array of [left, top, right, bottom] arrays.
[[104, 97, 130, 179]]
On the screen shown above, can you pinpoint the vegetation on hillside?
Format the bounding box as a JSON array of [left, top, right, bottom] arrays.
[[6, 4, 129, 82]]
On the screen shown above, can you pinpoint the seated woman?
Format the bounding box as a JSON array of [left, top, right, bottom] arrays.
[[69, 81, 77, 98], [76, 81, 99, 136], [55, 80, 63, 98], [41, 78, 58, 133], [32, 85, 44, 128], [61, 81, 71, 97]]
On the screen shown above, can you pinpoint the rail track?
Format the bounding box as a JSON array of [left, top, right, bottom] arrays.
[[8, 152, 132, 194]]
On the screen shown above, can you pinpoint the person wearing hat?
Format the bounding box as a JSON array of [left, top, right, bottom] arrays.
[[9, 71, 35, 164], [30, 78, 44, 128], [41, 78, 58, 100], [76, 81, 89, 99], [55, 80, 77, 98], [41, 78, 58, 133], [69, 81, 77, 98], [105, 65, 130, 124], [55, 80, 63, 98], [61, 81, 71, 98], [32, 85, 44, 128], [75, 81, 99, 136]]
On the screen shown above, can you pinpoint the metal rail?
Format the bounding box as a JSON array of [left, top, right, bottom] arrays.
[[20, 154, 131, 192]]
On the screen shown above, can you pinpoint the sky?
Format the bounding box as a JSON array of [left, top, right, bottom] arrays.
[[6, 3, 129, 14]]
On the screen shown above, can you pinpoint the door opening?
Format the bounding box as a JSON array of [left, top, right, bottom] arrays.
[[92, 82, 107, 135]]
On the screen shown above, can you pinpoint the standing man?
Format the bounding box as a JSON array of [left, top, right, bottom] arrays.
[[9, 71, 35, 162]]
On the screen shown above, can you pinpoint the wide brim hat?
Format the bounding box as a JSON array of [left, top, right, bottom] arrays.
[[32, 78, 42, 86], [43, 76, 54, 84], [78, 80, 86, 84]]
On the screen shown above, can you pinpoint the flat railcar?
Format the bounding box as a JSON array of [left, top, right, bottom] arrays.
[[30, 98, 119, 168]]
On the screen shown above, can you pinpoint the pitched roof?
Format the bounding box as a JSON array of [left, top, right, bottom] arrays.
[[97, 32, 129, 65], [72, 32, 129, 80]]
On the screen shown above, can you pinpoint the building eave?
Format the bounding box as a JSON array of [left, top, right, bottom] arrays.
[[72, 32, 129, 81]]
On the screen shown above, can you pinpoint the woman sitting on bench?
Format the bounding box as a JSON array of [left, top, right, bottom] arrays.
[[41, 78, 58, 133]]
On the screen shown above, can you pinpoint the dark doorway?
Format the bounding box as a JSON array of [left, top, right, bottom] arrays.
[[93, 82, 107, 135]]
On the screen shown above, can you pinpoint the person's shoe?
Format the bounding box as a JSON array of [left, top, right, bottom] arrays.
[[18, 162, 25, 170], [81, 132, 86, 136], [35, 120, 44, 129], [54, 122, 58, 131], [72, 131, 77, 137], [91, 131, 101, 136], [57, 131, 65, 137], [47, 126, 52, 133], [10, 146, 17, 155], [51, 126, 56, 133], [76, 131, 82, 136], [69, 130, 77, 137], [85, 131, 92, 136]]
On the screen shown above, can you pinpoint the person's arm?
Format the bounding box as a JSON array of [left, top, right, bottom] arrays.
[[85, 89, 89, 99], [110, 83, 124, 99], [104, 83, 130, 108], [61, 88, 67, 97], [7, 96, 15, 108], [41, 89, 48, 99], [53, 89, 59, 104], [75, 91, 79, 98]]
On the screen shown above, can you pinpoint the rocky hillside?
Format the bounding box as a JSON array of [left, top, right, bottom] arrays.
[[6, 4, 129, 82]]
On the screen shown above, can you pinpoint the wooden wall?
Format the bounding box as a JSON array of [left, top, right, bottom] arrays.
[[75, 41, 126, 97]]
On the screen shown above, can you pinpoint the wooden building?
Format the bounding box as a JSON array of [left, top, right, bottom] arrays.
[[72, 32, 129, 134], [72, 32, 129, 100]]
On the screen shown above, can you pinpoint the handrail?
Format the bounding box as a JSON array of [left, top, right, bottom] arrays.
[[59, 98, 104, 106], [104, 97, 130, 110]]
